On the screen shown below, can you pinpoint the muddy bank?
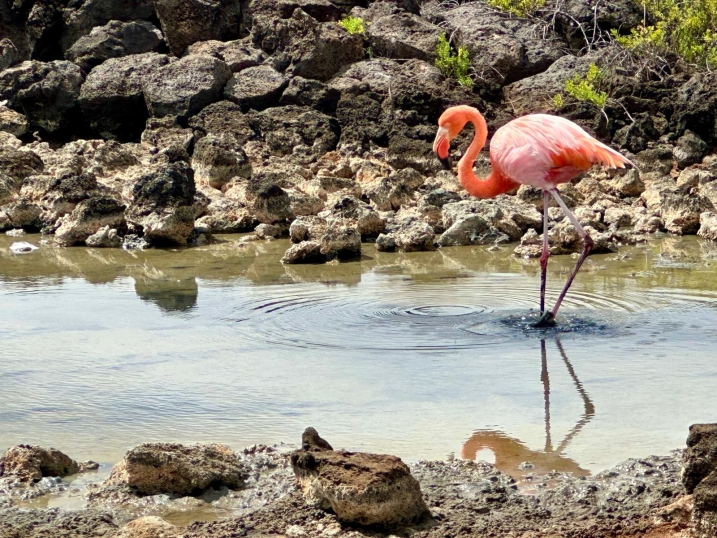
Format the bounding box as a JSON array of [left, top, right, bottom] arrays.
[[3, 424, 717, 538]]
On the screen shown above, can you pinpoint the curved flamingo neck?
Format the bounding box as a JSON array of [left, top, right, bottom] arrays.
[[456, 109, 516, 199]]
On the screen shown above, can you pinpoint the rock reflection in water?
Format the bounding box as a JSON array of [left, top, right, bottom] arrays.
[[133, 276, 199, 313], [462, 339, 594, 481]]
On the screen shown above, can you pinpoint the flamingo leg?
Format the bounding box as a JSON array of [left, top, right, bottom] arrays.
[[539, 190, 551, 314], [536, 189, 593, 326]]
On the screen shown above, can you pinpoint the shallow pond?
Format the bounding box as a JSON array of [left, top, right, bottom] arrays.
[[2, 234, 717, 486]]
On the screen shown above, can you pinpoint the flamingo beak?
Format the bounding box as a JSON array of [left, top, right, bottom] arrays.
[[433, 127, 451, 170]]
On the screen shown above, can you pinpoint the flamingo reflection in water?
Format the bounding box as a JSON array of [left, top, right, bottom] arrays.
[[461, 339, 595, 481]]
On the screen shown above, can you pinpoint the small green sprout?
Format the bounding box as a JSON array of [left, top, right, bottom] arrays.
[[564, 64, 608, 109], [435, 35, 472, 87], [339, 15, 366, 35]]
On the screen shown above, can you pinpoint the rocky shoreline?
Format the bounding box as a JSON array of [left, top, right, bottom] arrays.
[[2, 0, 717, 263], [2, 425, 717, 537]]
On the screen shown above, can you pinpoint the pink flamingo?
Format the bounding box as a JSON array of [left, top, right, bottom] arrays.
[[433, 105, 632, 326]]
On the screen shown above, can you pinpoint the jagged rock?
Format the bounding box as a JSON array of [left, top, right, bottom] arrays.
[[290, 215, 328, 242], [86, 225, 123, 248], [188, 100, 254, 145], [192, 135, 252, 190], [320, 194, 384, 237], [0, 445, 83, 482], [115, 516, 182, 538], [227, 177, 294, 223], [356, 2, 442, 61], [154, 0, 242, 56], [252, 6, 363, 81], [389, 218, 435, 252], [186, 38, 266, 72], [291, 428, 431, 527], [248, 105, 340, 162], [319, 223, 361, 259], [122, 234, 150, 250], [439, 199, 542, 247], [673, 72, 717, 147], [255, 223, 285, 238], [603, 207, 632, 228], [102, 443, 248, 497], [607, 169, 645, 198], [0, 38, 19, 71], [54, 197, 125, 246], [660, 192, 713, 235], [60, 0, 156, 52], [125, 162, 197, 245], [0, 106, 28, 137], [282, 240, 326, 264], [678, 168, 715, 189], [65, 20, 163, 72], [698, 212, 717, 241], [224, 64, 288, 112], [674, 130, 708, 169], [195, 195, 255, 233], [365, 167, 424, 211], [0, 147, 44, 187], [279, 76, 341, 114], [0, 60, 83, 135], [503, 53, 599, 114], [0, 199, 43, 231], [440, 2, 564, 87], [142, 55, 231, 121], [287, 189, 324, 216], [141, 117, 194, 158], [553, 0, 643, 50], [683, 424, 717, 538], [79, 53, 170, 141], [634, 146, 674, 175], [375, 233, 395, 251], [22, 172, 100, 225]]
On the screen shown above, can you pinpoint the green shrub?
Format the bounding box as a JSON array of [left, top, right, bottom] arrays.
[[435, 35, 472, 87], [563, 64, 608, 109], [487, 0, 546, 17], [338, 15, 366, 35], [552, 93, 564, 108], [612, 0, 717, 68]]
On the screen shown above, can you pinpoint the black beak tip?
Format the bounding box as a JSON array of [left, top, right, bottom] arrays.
[[439, 156, 451, 170]]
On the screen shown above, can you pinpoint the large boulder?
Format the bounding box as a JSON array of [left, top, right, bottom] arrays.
[[102, 442, 248, 496], [248, 105, 339, 162], [0, 147, 44, 189], [192, 134, 252, 190], [186, 38, 265, 72], [291, 428, 431, 528], [21, 172, 101, 226], [154, 0, 242, 56], [355, 1, 442, 61], [437, 2, 565, 87], [79, 52, 170, 141], [142, 55, 232, 121], [279, 76, 341, 114], [188, 100, 254, 144], [224, 64, 288, 111], [553, 0, 643, 50], [60, 0, 156, 52], [0, 60, 83, 135], [125, 162, 197, 245], [65, 20, 164, 72], [0, 445, 83, 483], [0, 106, 29, 137], [0, 38, 19, 71], [54, 197, 126, 246], [252, 7, 364, 81], [683, 424, 717, 538]]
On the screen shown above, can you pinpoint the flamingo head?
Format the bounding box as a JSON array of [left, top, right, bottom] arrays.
[[433, 106, 472, 170]]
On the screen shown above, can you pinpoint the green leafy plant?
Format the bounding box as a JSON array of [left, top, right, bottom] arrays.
[[612, 0, 717, 68], [338, 15, 366, 35], [435, 35, 472, 87], [563, 64, 608, 109], [487, 0, 546, 17], [552, 93, 564, 108]]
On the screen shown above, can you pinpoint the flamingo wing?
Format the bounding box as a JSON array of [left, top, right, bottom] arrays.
[[489, 114, 631, 188]]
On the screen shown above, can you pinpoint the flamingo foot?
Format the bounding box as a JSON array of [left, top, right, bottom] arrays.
[[533, 311, 556, 328]]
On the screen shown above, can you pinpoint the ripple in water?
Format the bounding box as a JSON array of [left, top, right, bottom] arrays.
[[224, 282, 630, 352]]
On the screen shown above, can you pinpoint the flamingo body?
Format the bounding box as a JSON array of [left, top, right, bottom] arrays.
[[433, 105, 633, 325], [490, 114, 630, 190]]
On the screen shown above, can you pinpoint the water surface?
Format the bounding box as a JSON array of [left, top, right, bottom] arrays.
[[2, 234, 717, 484]]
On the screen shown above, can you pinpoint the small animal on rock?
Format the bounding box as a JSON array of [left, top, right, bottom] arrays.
[[433, 105, 632, 326]]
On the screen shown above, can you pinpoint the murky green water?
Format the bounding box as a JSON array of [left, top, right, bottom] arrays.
[[2, 233, 717, 485]]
